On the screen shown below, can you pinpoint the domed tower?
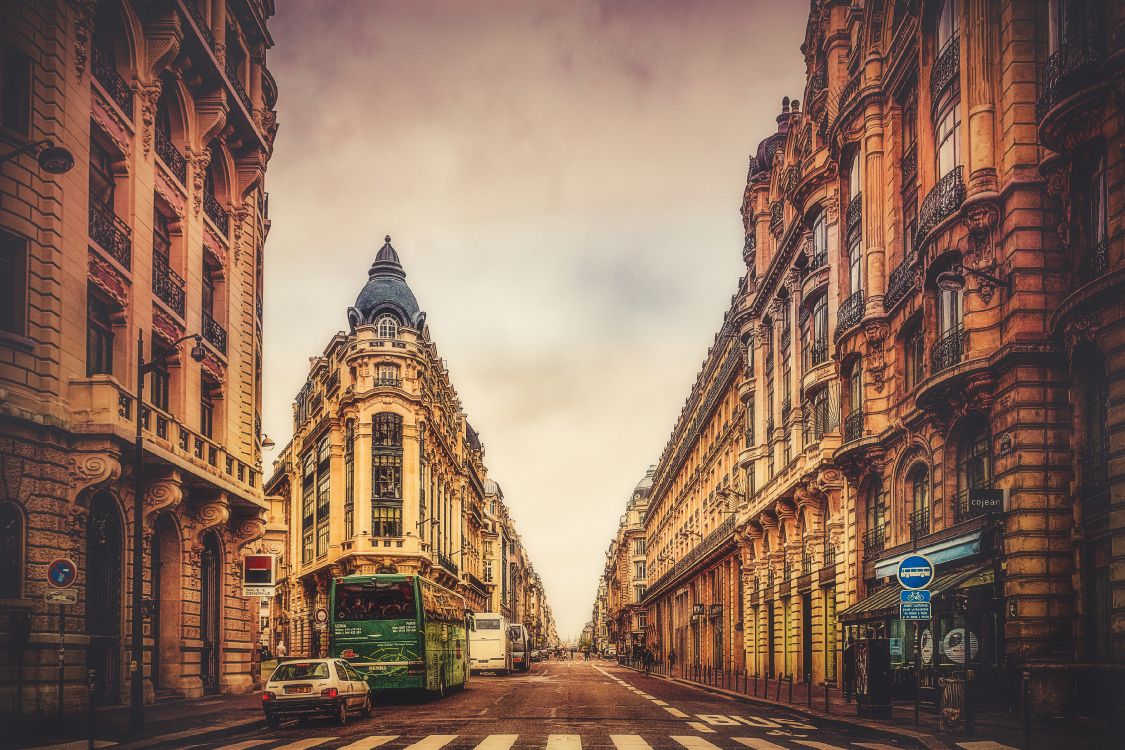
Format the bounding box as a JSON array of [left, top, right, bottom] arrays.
[[346, 235, 427, 333]]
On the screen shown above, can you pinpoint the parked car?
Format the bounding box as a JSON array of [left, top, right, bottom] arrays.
[[509, 623, 531, 672], [262, 658, 372, 728]]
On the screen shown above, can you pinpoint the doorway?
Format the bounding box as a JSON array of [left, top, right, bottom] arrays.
[[199, 531, 221, 694], [86, 492, 123, 705], [152, 514, 182, 693]]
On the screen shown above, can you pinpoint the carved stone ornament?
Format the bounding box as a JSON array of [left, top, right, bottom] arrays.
[[862, 320, 889, 392], [928, 373, 996, 435], [200, 349, 226, 385], [963, 201, 1001, 280], [203, 224, 227, 267], [1063, 311, 1101, 359], [68, 452, 123, 493], [144, 477, 183, 521], [195, 495, 231, 535], [824, 199, 840, 226], [190, 149, 211, 216], [232, 204, 251, 263], [91, 92, 132, 157], [71, 0, 96, 77], [233, 513, 266, 550], [88, 253, 129, 309], [154, 167, 186, 217], [152, 303, 183, 342], [139, 79, 162, 157]]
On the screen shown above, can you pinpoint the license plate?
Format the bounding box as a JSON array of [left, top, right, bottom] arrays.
[[284, 685, 311, 694]]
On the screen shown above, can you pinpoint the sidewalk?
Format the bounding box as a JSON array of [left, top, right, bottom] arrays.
[[616, 661, 1113, 750], [7, 693, 265, 750]]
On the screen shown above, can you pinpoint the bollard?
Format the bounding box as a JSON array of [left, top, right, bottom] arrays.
[[775, 673, 783, 701], [824, 681, 830, 714], [87, 668, 96, 750], [788, 673, 793, 703], [1023, 671, 1031, 750], [754, 673, 759, 696], [807, 673, 812, 707]]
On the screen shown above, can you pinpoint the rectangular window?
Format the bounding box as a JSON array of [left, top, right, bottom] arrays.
[[344, 422, 355, 540], [86, 286, 115, 376], [372, 504, 403, 537], [634, 538, 647, 556], [0, 231, 27, 335], [905, 326, 925, 391], [1, 44, 31, 136], [936, 102, 961, 177], [316, 435, 331, 556], [483, 559, 493, 583], [202, 258, 217, 317], [89, 137, 116, 210], [200, 376, 216, 438], [153, 207, 172, 263], [635, 560, 646, 580], [150, 334, 170, 411], [301, 450, 315, 563]]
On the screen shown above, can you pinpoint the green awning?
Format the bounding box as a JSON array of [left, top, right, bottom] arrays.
[[838, 564, 992, 623]]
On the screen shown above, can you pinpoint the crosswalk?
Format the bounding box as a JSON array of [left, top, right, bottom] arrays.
[[200, 734, 928, 750]]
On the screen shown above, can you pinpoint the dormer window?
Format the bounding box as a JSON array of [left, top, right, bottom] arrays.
[[375, 314, 398, 339]]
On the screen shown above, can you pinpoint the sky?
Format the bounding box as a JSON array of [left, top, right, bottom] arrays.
[[262, 0, 808, 640]]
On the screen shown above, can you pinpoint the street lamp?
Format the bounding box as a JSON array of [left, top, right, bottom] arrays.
[[130, 332, 204, 733], [0, 139, 75, 174]]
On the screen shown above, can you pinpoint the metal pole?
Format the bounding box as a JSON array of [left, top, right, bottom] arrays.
[[87, 668, 97, 750], [57, 603, 65, 719], [1022, 671, 1031, 750], [129, 330, 145, 732], [824, 680, 830, 714], [914, 621, 921, 726]]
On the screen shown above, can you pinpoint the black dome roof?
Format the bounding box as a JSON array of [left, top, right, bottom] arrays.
[[347, 236, 426, 332]]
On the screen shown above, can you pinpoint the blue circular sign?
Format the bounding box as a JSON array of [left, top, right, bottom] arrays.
[[47, 558, 78, 588], [896, 554, 934, 590]]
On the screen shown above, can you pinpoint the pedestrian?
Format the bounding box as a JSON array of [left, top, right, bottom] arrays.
[[668, 647, 677, 671], [642, 647, 653, 675], [276, 639, 288, 660], [842, 637, 856, 703]]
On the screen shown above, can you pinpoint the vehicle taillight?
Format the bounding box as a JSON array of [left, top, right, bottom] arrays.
[[321, 687, 338, 697], [341, 649, 357, 658], [262, 691, 275, 701]]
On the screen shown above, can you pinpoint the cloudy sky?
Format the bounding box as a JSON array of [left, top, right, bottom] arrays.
[[263, 0, 808, 639]]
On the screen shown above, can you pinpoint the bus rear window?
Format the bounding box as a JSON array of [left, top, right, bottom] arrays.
[[335, 581, 417, 621], [271, 662, 328, 681], [475, 618, 501, 630]]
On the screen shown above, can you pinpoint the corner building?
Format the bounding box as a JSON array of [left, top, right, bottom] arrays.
[[266, 239, 554, 657], [0, 0, 279, 715], [641, 0, 1125, 716]]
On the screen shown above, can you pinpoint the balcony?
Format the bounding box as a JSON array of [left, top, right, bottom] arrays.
[[838, 72, 862, 116], [846, 193, 862, 232], [1077, 238, 1109, 285], [909, 508, 930, 540], [780, 326, 791, 351], [203, 188, 230, 235], [325, 369, 341, 393], [375, 376, 403, 388], [744, 426, 754, 447], [743, 233, 756, 266], [152, 256, 185, 316], [823, 545, 836, 569], [884, 253, 919, 311], [201, 310, 227, 354], [1037, 29, 1105, 122], [154, 128, 187, 185], [843, 409, 863, 443], [930, 36, 960, 103], [438, 552, 459, 576], [91, 47, 133, 114], [916, 166, 965, 247], [802, 549, 813, 576], [835, 290, 865, 339], [863, 527, 886, 556], [810, 337, 828, 368], [89, 199, 132, 268], [182, 0, 217, 48], [226, 61, 253, 112], [902, 145, 917, 185], [931, 325, 964, 375], [767, 415, 775, 438], [781, 396, 791, 420], [770, 200, 785, 238]]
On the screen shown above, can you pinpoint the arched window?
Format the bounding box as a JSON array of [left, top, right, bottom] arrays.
[[936, 0, 959, 56], [955, 419, 991, 524], [864, 478, 887, 555], [933, 0, 961, 179], [375, 314, 398, 339], [0, 502, 24, 599], [908, 464, 930, 539], [153, 78, 186, 183], [810, 211, 828, 268], [372, 413, 403, 537]]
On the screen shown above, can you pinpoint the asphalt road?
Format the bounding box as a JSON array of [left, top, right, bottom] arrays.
[[172, 660, 917, 750]]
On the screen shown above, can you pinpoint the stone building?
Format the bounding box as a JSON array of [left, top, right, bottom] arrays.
[[601, 467, 654, 656], [588, 0, 1125, 716], [264, 238, 553, 656], [0, 0, 279, 715]]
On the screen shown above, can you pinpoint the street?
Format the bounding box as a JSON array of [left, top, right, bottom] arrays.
[[153, 662, 913, 750]]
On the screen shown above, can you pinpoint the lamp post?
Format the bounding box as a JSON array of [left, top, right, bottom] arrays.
[[0, 138, 75, 173], [129, 331, 204, 733]]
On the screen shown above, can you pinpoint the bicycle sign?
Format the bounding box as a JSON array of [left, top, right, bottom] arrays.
[[896, 554, 934, 590], [901, 590, 931, 603]]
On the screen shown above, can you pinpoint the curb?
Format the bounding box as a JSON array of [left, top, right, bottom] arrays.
[[114, 717, 265, 750], [616, 665, 950, 750]]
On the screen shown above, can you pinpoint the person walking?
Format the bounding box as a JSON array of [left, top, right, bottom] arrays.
[[275, 639, 288, 659], [842, 637, 857, 703], [668, 647, 677, 672]]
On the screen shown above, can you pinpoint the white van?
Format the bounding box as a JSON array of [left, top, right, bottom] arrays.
[[469, 613, 511, 674], [509, 623, 531, 672]]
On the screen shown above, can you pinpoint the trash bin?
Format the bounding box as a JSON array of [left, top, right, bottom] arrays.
[[939, 677, 965, 732]]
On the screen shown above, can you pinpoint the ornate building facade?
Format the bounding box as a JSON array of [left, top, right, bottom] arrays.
[[600, 467, 654, 656], [0, 0, 279, 716], [590, 0, 1124, 716], [264, 238, 555, 656]]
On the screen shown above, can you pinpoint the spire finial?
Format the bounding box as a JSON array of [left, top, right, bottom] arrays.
[[385, 235, 391, 244]]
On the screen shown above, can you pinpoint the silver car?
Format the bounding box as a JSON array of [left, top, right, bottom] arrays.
[[262, 658, 372, 727]]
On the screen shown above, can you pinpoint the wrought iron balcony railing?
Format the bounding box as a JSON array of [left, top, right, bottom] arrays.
[[744, 425, 754, 447], [770, 200, 785, 238], [203, 188, 229, 234], [375, 376, 403, 388], [743, 233, 756, 265], [902, 145, 917, 184], [843, 409, 863, 443], [781, 395, 791, 419], [930, 36, 960, 103], [782, 560, 792, 581], [89, 199, 132, 268], [780, 325, 791, 351], [823, 544, 836, 569], [325, 369, 341, 392], [835, 290, 865, 339], [953, 491, 972, 524], [152, 255, 185, 316], [91, 46, 133, 114], [183, 0, 217, 49], [863, 527, 886, 556], [838, 72, 862, 113], [909, 508, 930, 541], [802, 549, 813, 575], [256, 293, 263, 320], [810, 337, 828, 368], [201, 310, 227, 353], [1037, 29, 1106, 121], [916, 166, 965, 247], [154, 127, 187, 184], [767, 415, 775, 438], [931, 324, 964, 374], [846, 192, 863, 231], [226, 61, 253, 112], [438, 552, 459, 576], [884, 252, 919, 311], [1078, 238, 1109, 285]]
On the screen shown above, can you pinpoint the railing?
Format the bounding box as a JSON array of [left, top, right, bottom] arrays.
[[203, 188, 230, 235], [375, 376, 403, 388], [1078, 238, 1109, 284], [152, 256, 185, 316], [780, 325, 791, 351], [767, 415, 775, 437], [89, 199, 132, 268], [809, 65, 828, 101], [743, 233, 756, 265], [902, 145, 917, 184], [862, 527, 886, 556], [438, 552, 459, 576], [91, 46, 133, 114], [953, 492, 972, 524], [201, 310, 227, 353], [182, 0, 217, 49], [810, 337, 828, 367], [823, 544, 836, 569], [782, 560, 792, 581], [931, 324, 964, 374], [256, 293, 263, 320], [1037, 29, 1105, 121], [641, 516, 735, 602], [807, 235, 827, 270], [883, 252, 918, 311], [801, 549, 812, 576], [154, 128, 187, 184], [843, 409, 863, 443], [930, 36, 960, 103], [916, 165, 965, 247], [325, 369, 340, 392], [846, 193, 862, 231], [226, 60, 253, 112], [838, 72, 862, 113], [744, 425, 754, 447], [835, 290, 865, 339], [909, 508, 930, 540], [781, 396, 791, 419]]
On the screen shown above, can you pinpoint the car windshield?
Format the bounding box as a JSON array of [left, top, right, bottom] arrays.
[[334, 581, 417, 621], [271, 662, 328, 681]]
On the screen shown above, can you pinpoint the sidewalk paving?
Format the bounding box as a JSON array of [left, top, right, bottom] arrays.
[[616, 661, 1114, 750]]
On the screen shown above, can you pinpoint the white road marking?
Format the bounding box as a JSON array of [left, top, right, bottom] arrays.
[[685, 722, 717, 734], [652, 699, 669, 706], [210, 742, 273, 750], [638, 693, 656, 699], [473, 736, 518, 750], [855, 745, 902, 750], [273, 739, 337, 750], [794, 742, 849, 750], [402, 736, 458, 750], [733, 740, 787, 750], [663, 706, 690, 718], [546, 735, 582, 750], [671, 737, 723, 750], [336, 737, 398, 750], [610, 736, 653, 750], [957, 744, 1020, 750], [26, 743, 118, 750]]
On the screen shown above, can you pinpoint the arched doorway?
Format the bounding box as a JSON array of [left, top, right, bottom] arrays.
[[86, 492, 123, 705], [151, 514, 182, 693], [200, 531, 222, 694]]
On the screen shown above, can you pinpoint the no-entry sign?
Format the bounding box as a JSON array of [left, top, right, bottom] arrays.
[[47, 558, 78, 588]]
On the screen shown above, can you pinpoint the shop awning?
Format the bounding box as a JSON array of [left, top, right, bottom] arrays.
[[838, 564, 992, 623]]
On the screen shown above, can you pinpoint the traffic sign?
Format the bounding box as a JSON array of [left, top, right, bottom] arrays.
[[314, 607, 328, 624], [900, 601, 931, 620], [47, 558, 78, 588], [901, 590, 931, 604], [44, 589, 78, 605], [896, 554, 934, 590]]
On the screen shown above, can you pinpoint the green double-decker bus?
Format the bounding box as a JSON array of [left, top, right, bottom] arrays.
[[329, 573, 470, 695]]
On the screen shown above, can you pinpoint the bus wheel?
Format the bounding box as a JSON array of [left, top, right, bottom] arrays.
[[360, 693, 373, 718], [336, 699, 348, 726]]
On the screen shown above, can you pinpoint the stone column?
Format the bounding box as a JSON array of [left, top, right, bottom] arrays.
[[862, 50, 887, 311], [965, 0, 998, 196]]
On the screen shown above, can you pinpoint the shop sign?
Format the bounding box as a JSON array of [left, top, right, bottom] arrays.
[[968, 488, 1005, 517], [692, 604, 706, 616], [241, 554, 276, 597], [708, 604, 723, 617]]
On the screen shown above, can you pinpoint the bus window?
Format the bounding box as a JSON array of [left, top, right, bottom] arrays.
[[334, 581, 417, 621], [475, 618, 501, 630]]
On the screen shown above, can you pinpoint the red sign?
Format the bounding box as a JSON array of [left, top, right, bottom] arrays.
[[242, 554, 275, 586]]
